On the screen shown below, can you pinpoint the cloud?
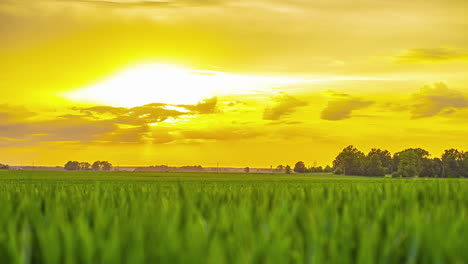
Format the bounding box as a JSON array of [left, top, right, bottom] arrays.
[[0, 98, 219, 147], [263, 94, 308, 120], [321, 92, 373, 121], [410, 82, 468, 118], [396, 47, 468, 63], [178, 97, 218, 114], [0, 105, 36, 122], [66, 0, 222, 8]]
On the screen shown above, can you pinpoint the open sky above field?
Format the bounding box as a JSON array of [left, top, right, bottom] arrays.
[[1, 0, 468, 167]]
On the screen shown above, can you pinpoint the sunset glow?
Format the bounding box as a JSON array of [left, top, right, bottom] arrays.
[[64, 64, 305, 107], [1, 0, 468, 167]]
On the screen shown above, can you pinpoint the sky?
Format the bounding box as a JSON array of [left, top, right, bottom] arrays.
[[1, 0, 468, 167]]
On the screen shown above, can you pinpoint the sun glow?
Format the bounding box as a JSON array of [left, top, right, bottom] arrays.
[[63, 64, 303, 107]]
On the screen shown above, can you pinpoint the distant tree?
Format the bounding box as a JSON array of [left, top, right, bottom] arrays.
[[442, 149, 463, 178], [92, 161, 102, 171], [64, 161, 80, 171], [310, 166, 323, 173], [294, 161, 307, 173], [324, 165, 333, 173], [363, 153, 386, 176], [393, 150, 421, 177], [0, 163, 9, 170], [393, 148, 430, 177], [285, 165, 292, 174], [333, 145, 365, 175], [275, 165, 284, 173], [79, 162, 91, 171], [461, 152, 468, 178], [244, 167, 250, 173], [368, 148, 392, 173], [101, 161, 112, 171], [431, 158, 444, 178]]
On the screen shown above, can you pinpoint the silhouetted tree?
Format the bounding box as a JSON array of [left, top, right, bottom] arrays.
[[309, 166, 323, 173], [79, 162, 91, 171], [285, 165, 292, 174], [101, 161, 112, 171], [324, 165, 333, 173], [294, 161, 307, 173], [244, 167, 250, 173], [92, 161, 102, 171], [0, 163, 9, 170], [64, 161, 80, 171]]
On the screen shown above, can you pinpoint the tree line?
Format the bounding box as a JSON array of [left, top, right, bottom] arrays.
[[64, 161, 113, 171], [329, 145, 468, 177]]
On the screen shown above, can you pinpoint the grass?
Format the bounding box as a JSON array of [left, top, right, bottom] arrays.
[[1, 170, 467, 263]]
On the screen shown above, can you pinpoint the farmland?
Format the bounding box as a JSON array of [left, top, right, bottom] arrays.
[[1, 170, 468, 263]]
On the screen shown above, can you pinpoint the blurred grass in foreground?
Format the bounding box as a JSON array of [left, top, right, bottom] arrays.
[[0, 170, 467, 264]]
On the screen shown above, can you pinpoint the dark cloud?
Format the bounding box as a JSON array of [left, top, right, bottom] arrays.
[[410, 82, 468, 118], [396, 47, 468, 63], [321, 93, 373, 121], [263, 94, 308, 120]]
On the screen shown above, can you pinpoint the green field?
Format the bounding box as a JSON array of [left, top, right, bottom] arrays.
[[1, 171, 468, 264]]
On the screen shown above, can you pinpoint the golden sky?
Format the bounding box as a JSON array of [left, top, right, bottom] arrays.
[[1, 0, 468, 167]]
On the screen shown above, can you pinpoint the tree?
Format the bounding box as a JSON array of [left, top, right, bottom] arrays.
[[310, 166, 323, 173], [92, 161, 102, 171], [460, 152, 468, 178], [364, 153, 386, 176], [275, 165, 285, 173], [393, 150, 421, 177], [333, 145, 365, 175], [393, 148, 429, 171], [285, 165, 292, 174], [64, 161, 80, 171], [294, 161, 307, 173], [442, 149, 463, 178], [368, 148, 392, 173], [79, 162, 91, 171], [393, 148, 430, 177], [101, 161, 112, 171], [0, 163, 9, 170], [244, 167, 250, 173], [324, 165, 333, 173]]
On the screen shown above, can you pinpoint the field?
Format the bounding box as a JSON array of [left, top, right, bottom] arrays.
[[1, 171, 468, 263]]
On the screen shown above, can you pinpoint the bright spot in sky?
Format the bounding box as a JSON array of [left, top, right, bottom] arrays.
[[63, 64, 305, 107]]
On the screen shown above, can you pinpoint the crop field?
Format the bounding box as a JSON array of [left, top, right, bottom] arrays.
[[1, 170, 468, 264]]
